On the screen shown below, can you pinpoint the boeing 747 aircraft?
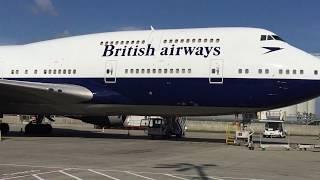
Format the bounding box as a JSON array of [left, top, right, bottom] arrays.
[[0, 27, 319, 134]]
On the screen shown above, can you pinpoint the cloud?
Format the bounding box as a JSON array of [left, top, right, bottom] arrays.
[[31, 0, 58, 16]]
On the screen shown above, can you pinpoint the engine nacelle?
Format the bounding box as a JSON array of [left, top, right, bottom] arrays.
[[68, 115, 126, 128]]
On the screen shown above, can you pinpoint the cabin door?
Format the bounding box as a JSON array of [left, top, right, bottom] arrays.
[[209, 60, 223, 84], [104, 60, 117, 83]]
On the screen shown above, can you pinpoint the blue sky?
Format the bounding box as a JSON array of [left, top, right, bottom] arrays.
[[0, 0, 320, 53]]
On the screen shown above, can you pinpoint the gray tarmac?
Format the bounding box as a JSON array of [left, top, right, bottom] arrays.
[[0, 124, 320, 180]]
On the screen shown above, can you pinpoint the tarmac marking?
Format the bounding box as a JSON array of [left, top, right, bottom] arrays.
[[2, 170, 40, 176], [32, 174, 45, 180], [125, 171, 156, 180], [207, 176, 224, 180], [87, 169, 120, 180], [59, 171, 83, 180], [164, 174, 189, 180], [0, 170, 60, 180], [0, 164, 263, 180]]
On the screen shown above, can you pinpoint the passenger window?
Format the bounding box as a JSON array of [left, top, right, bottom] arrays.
[[141, 69, 145, 74], [192, 39, 196, 43], [49, 69, 52, 74], [105, 41, 108, 45], [260, 35, 266, 41], [34, 70, 38, 74], [142, 40, 146, 44], [180, 39, 184, 43], [147, 69, 150, 74], [245, 69, 249, 74], [136, 40, 140, 44], [68, 69, 71, 74], [53, 69, 57, 74], [286, 69, 290, 74], [293, 69, 297, 74], [164, 69, 168, 73], [125, 69, 128, 74], [175, 39, 178, 43], [238, 69, 242, 74], [24, 70, 28, 74], [314, 70, 318, 75], [170, 69, 174, 74], [120, 41, 124, 45], [58, 69, 62, 74], [158, 69, 162, 73], [182, 69, 186, 74], [258, 69, 262, 74], [186, 39, 190, 43], [136, 69, 139, 74], [11, 70, 14, 74], [210, 39, 214, 43], [216, 39, 220, 43], [73, 69, 76, 74], [198, 39, 201, 43], [115, 41, 119, 45], [126, 41, 129, 45], [131, 40, 135, 44], [188, 69, 191, 73], [110, 41, 114, 45], [265, 69, 269, 74], [152, 69, 156, 74], [63, 69, 66, 74], [44, 70, 47, 74], [212, 69, 216, 74], [130, 69, 134, 74], [204, 39, 208, 43], [163, 40, 167, 43], [279, 69, 283, 74], [300, 70, 304, 74], [169, 39, 173, 43]]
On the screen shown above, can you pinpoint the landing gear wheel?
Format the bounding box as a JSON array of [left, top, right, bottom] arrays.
[[0, 123, 9, 135]]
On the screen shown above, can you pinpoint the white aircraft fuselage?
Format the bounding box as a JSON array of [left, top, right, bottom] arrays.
[[0, 27, 319, 116]]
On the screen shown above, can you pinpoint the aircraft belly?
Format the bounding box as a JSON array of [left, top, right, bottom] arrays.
[[0, 103, 262, 116]]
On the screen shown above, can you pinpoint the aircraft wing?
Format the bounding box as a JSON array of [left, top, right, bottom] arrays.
[[0, 79, 93, 104]]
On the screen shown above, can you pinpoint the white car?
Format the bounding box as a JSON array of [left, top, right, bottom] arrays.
[[262, 121, 287, 138]]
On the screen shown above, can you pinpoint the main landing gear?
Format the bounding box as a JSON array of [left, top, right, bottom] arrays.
[[25, 115, 53, 134]]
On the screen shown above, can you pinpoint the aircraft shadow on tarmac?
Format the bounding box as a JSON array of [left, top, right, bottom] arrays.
[[4, 127, 228, 144], [4, 127, 296, 145], [154, 163, 217, 180]]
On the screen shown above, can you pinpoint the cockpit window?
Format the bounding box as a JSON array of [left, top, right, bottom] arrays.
[[272, 35, 285, 42], [267, 35, 274, 40], [260, 35, 285, 42], [260, 35, 266, 41]]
